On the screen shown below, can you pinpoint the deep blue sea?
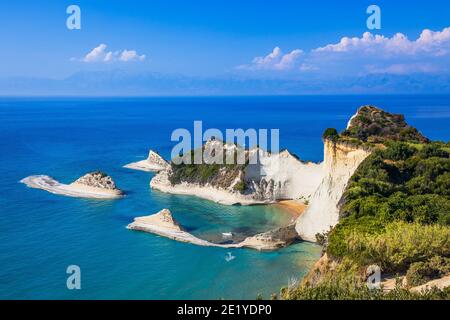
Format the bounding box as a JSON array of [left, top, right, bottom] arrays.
[[0, 95, 449, 299]]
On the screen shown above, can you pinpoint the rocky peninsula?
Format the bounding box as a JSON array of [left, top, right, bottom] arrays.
[[127, 209, 299, 251], [21, 171, 124, 199], [150, 141, 323, 206]]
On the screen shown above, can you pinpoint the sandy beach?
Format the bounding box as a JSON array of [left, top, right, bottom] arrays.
[[275, 200, 307, 219]]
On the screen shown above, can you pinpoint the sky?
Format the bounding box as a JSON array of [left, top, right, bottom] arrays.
[[1, 0, 450, 94]]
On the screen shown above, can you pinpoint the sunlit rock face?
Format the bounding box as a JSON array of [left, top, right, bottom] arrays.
[[295, 140, 371, 242], [72, 171, 119, 190], [150, 140, 323, 205]]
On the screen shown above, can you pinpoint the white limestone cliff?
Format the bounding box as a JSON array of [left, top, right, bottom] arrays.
[[150, 146, 323, 205], [245, 149, 323, 202], [295, 140, 371, 241]]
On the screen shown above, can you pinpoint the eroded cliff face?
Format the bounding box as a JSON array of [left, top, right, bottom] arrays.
[[147, 150, 171, 170], [245, 150, 323, 202], [295, 140, 371, 242]]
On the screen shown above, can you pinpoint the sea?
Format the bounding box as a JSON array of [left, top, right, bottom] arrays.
[[0, 95, 449, 299]]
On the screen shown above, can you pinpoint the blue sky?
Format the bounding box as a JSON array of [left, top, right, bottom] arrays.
[[1, 1, 450, 94]]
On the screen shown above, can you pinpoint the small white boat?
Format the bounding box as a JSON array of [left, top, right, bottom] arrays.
[[222, 232, 233, 239], [225, 252, 235, 262]]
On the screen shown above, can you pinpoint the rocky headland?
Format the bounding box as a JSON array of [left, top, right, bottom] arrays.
[[127, 208, 299, 251], [282, 106, 450, 299], [150, 141, 323, 206]]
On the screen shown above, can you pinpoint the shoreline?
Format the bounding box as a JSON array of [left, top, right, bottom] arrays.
[[151, 179, 273, 205]]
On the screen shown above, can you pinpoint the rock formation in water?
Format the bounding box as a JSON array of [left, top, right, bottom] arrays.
[[124, 150, 170, 172], [72, 171, 119, 190], [239, 223, 299, 250], [21, 171, 123, 199], [128, 208, 298, 251]]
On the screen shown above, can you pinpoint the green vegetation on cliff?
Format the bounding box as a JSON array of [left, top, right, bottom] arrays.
[[168, 144, 248, 193], [284, 106, 450, 300], [342, 105, 428, 144]]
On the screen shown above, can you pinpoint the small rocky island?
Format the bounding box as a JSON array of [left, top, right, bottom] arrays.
[[21, 171, 124, 199]]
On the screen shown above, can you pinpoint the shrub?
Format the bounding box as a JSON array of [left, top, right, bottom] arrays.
[[327, 216, 385, 259], [233, 180, 246, 193], [344, 222, 450, 272], [383, 141, 417, 161], [322, 128, 339, 141], [419, 144, 449, 159], [406, 256, 450, 287], [282, 277, 450, 300]]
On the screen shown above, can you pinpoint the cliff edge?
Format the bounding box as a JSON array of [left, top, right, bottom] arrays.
[[295, 140, 371, 241]]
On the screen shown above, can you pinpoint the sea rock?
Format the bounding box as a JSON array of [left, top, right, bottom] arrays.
[[156, 208, 183, 230], [147, 150, 170, 170], [240, 223, 299, 250], [128, 209, 184, 232], [124, 150, 170, 172], [21, 172, 124, 199], [72, 171, 119, 190]]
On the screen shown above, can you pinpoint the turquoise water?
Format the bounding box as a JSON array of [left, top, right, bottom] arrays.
[[0, 96, 449, 299]]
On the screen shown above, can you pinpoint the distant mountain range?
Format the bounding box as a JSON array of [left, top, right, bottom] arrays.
[[1, 70, 449, 96]]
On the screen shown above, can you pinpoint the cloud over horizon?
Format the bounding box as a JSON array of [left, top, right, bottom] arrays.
[[238, 27, 450, 76], [80, 44, 146, 63], [237, 47, 303, 71]]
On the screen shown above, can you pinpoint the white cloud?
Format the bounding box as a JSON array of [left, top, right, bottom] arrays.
[[119, 50, 146, 62], [315, 27, 450, 56], [299, 63, 319, 72], [238, 27, 450, 76], [238, 47, 303, 70], [81, 44, 146, 63], [277, 49, 303, 70], [104, 51, 113, 62], [83, 44, 109, 62]]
